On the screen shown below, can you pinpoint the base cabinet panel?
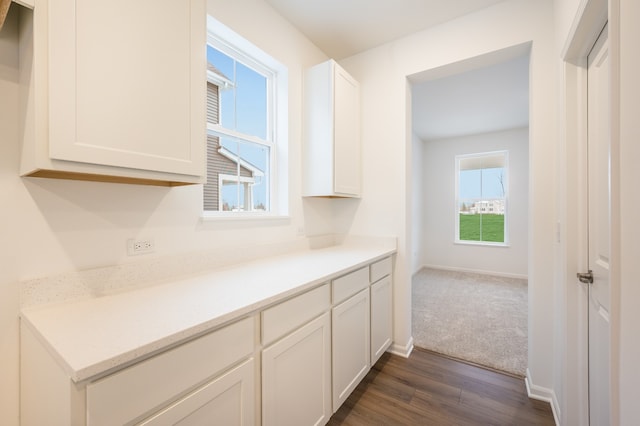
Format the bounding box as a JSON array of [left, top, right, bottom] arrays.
[[139, 359, 255, 426], [262, 313, 331, 426], [331, 288, 370, 412], [86, 317, 254, 425], [370, 275, 393, 364]]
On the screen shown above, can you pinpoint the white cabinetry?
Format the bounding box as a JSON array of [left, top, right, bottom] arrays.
[[19, 0, 206, 186], [138, 359, 254, 426], [331, 268, 370, 411], [20, 251, 396, 426], [262, 284, 331, 426], [303, 59, 360, 197], [370, 257, 393, 364], [21, 316, 256, 426]]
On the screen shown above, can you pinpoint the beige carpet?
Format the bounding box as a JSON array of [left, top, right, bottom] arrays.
[[412, 267, 527, 376]]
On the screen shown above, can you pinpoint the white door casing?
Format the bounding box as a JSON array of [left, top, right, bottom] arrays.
[[586, 23, 611, 426]]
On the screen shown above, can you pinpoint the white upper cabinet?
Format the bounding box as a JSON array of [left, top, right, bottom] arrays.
[[19, 0, 206, 186], [303, 59, 361, 197]]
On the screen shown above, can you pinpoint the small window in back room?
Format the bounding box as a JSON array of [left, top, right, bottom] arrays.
[[204, 16, 288, 216], [455, 151, 508, 245]]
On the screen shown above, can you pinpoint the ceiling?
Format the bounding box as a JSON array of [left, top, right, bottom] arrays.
[[412, 53, 530, 141], [264, 0, 528, 141], [264, 0, 508, 60]]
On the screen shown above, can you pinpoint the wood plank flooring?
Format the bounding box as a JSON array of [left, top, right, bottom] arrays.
[[327, 348, 555, 426]]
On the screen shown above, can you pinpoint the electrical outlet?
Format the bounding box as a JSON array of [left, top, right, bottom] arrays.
[[127, 238, 155, 256]]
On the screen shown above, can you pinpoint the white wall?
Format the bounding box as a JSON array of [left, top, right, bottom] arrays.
[[617, 1, 640, 422], [617, 1, 640, 423], [0, 2, 328, 425], [341, 0, 558, 391], [410, 131, 425, 275], [420, 128, 528, 277], [0, 8, 21, 425]]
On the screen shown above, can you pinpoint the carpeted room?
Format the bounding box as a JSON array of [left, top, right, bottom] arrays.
[[410, 49, 530, 377]]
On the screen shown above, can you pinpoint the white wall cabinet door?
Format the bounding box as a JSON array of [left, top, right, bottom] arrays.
[[332, 288, 370, 412], [262, 313, 331, 426], [370, 275, 393, 364], [332, 64, 360, 196], [139, 359, 255, 426], [303, 59, 360, 197], [45, 0, 205, 179]]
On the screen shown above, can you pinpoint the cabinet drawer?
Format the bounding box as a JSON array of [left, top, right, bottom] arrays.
[[262, 283, 330, 346], [138, 358, 255, 426], [370, 257, 392, 283], [86, 316, 255, 426], [332, 267, 369, 304]]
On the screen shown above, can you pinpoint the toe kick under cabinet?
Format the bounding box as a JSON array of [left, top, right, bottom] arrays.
[[20, 253, 394, 426]]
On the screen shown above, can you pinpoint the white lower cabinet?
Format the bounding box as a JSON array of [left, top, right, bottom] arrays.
[[21, 255, 395, 426], [138, 358, 255, 426], [21, 316, 256, 426], [370, 275, 393, 364], [262, 313, 331, 426], [86, 316, 255, 426], [331, 288, 370, 412]]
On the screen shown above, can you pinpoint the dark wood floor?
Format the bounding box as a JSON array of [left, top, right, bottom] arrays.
[[327, 348, 555, 426]]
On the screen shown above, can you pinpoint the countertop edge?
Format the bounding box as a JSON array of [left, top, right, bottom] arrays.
[[21, 243, 396, 383]]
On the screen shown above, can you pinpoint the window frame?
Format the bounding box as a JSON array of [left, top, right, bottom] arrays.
[[203, 16, 288, 220], [454, 150, 509, 246]]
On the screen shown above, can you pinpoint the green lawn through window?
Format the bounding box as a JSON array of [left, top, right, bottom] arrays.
[[459, 214, 504, 243]]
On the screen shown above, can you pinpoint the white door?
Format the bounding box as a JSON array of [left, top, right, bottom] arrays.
[[585, 24, 611, 426]]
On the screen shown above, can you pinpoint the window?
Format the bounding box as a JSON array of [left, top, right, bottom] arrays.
[[455, 151, 508, 245], [204, 16, 288, 216]]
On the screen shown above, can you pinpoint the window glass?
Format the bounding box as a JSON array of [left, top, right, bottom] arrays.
[[456, 152, 508, 244], [204, 17, 285, 215]]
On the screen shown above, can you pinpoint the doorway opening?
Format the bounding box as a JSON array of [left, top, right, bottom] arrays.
[[409, 45, 530, 376]]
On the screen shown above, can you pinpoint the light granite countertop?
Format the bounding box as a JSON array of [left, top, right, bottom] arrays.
[[21, 239, 396, 383]]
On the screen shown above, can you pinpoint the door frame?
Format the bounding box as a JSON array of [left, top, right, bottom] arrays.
[[561, 0, 620, 424]]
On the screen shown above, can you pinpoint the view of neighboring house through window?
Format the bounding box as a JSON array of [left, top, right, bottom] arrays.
[[204, 17, 287, 214], [456, 151, 508, 244]]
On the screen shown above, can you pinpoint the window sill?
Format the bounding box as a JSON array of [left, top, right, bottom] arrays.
[[454, 240, 510, 248], [200, 212, 291, 224]]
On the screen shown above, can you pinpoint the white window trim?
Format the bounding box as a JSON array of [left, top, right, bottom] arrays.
[[202, 15, 289, 220], [454, 150, 509, 246]]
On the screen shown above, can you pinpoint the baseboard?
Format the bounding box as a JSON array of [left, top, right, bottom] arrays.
[[389, 337, 414, 358], [419, 264, 528, 280], [525, 368, 560, 426]]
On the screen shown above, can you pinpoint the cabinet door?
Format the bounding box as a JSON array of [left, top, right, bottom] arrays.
[[332, 288, 370, 412], [262, 313, 331, 426], [48, 0, 205, 177], [139, 358, 255, 426], [371, 275, 393, 364], [333, 65, 360, 196], [87, 317, 254, 425]]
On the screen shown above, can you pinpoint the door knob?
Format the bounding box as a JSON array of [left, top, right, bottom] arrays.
[[577, 270, 593, 284]]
